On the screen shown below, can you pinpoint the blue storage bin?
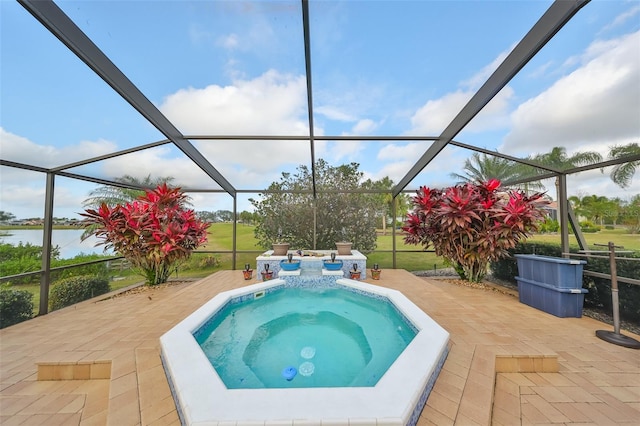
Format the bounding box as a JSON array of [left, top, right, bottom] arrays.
[[516, 276, 587, 318], [515, 254, 586, 289]]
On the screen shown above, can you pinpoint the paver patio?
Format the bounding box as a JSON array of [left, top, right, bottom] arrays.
[[1, 269, 638, 425]]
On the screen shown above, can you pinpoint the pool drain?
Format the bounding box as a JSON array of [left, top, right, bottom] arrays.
[[300, 346, 316, 359], [299, 361, 315, 376]]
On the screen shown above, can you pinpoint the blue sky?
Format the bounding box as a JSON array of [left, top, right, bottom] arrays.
[[1, 0, 639, 220]]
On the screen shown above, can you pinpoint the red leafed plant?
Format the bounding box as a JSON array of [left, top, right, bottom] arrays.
[[403, 179, 549, 282], [81, 184, 209, 285]]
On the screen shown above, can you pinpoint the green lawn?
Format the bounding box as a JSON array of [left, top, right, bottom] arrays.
[[9, 223, 638, 315], [526, 229, 640, 251], [198, 223, 638, 272]]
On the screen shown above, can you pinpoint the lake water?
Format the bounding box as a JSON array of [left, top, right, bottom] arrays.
[[0, 229, 112, 259]]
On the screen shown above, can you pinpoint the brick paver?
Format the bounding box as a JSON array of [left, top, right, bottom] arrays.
[[1, 270, 639, 425]]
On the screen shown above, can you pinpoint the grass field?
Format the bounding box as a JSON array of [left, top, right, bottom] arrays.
[[7, 223, 638, 315], [198, 223, 639, 271]]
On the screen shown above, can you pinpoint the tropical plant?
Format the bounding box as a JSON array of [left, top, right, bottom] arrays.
[[81, 184, 209, 285], [82, 175, 177, 240], [403, 179, 549, 282], [607, 142, 639, 189]]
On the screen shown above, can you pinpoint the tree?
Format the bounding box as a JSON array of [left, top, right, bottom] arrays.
[[82, 174, 175, 209], [239, 211, 255, 225], [362, 176, 411, 236], [451, 152, 543, 192], [529, 146, 603, 232], [403, 179, 549, 282], [216, 210, 234, 222], [607, 142, 639, 189], [530, 146, 603, 172], [0, 211, 15, 222], [81, 184, 209, 285], [250, 160, 379, 252], [579, 195, 616, 226], [619, 195, 640, 234], [196, 211, 218, 223]]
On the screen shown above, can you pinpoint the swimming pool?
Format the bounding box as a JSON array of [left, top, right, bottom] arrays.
[[161, 277, 449, 425], [194, 285, 417, 389]]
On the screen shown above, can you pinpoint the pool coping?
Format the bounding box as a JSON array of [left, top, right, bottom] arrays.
[[160, 278, 450, 426]]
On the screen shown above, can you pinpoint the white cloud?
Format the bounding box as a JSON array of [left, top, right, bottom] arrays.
[[407, 47, 516, 136], [567, 168, 638, 202], [158, 70, 318, 186], [600, 5, 640, 34], [315, 106, 356, 122], [160, 70, 308, 136], [217, 33, 240, 50], [368, 141, 464, 186], [0, 128, 117, 168], [351, 119, 378, 135], [461, 48, 511, 91], [502, 31, 640, 156]]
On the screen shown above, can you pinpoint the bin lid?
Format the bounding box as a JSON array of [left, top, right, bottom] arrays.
[[514, 254, 586, 265]]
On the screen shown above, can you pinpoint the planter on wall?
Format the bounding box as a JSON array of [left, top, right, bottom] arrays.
[[272, 243, 290, 256], [336, 242, 352, 255]]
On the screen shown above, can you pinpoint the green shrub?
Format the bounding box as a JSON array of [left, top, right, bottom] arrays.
[[580, 221, 600, 233], [49, 275, 110, 311], [0, 285, 34, 328], [538, 218, 559, 233]]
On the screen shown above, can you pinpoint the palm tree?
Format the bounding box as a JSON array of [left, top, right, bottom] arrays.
[[607, 142, 639, 189], [529, 146, 603, 197], [450, 152, 544, 192], [530, 146, 603, 172], [579, 194, 614, 225], [82, 174, 175, 209], [364, 176, 410, 236]]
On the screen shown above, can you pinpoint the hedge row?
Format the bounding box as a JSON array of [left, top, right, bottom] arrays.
[[490, 242, 640, 323]]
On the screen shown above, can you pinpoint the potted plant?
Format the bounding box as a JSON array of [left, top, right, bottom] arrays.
[[272, 242, 290, 256], [336, 227, 352, 255], [272, 228, 290, 256]]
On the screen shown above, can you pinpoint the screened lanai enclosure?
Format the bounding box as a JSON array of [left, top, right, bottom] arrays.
[[1, 0, 639, 315]]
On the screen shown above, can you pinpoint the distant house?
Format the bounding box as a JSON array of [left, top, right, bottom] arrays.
[[543, 200, 558, 221]]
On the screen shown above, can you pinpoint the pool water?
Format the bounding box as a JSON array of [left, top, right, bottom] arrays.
[[194, 286, 416, 389]]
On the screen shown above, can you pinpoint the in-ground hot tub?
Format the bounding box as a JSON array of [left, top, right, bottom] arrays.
[[160, 277, 449, 425]]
